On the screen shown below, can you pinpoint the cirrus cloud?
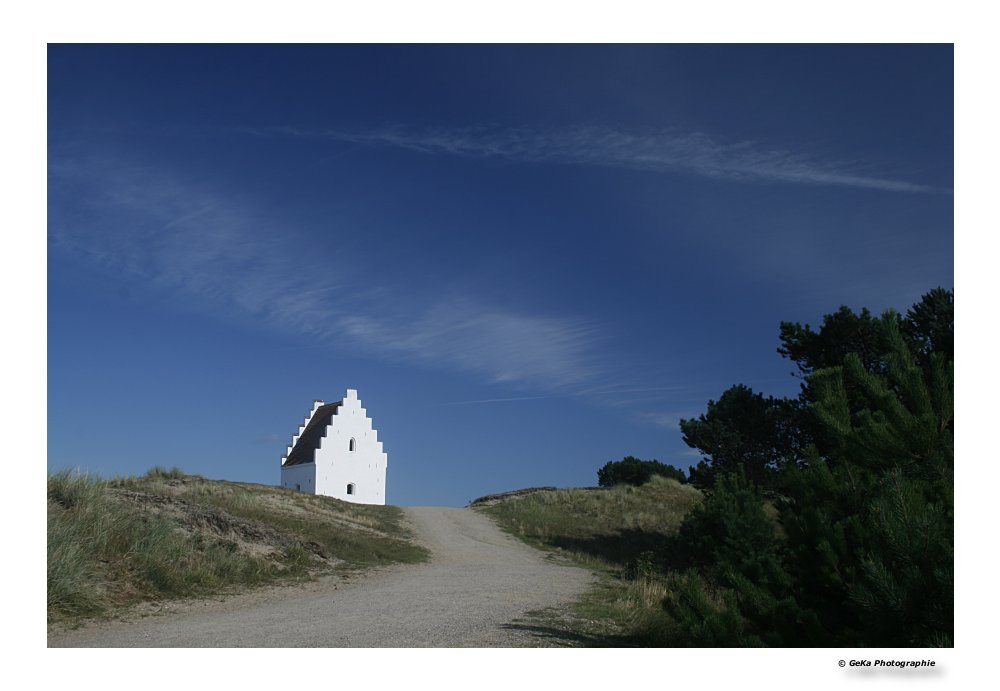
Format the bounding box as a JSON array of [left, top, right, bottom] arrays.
[[243, 124, 948, 194]]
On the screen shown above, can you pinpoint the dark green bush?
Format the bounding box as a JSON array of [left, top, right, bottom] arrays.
[[597, 456, 686, 487], [677, 472, 785, 585], [669, 471, 817, 646], [664, 571, 760, 647]]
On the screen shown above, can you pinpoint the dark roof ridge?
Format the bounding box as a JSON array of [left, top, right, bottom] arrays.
[[283, 400, 342, 467]]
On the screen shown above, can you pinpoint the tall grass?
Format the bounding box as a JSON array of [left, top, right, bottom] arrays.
[[144, 465, 189, 480], [48, 469, 308, 621], [477, 477, 703, 645], [47, 471, 111, 617], [48, 468, 426, 624], [482, 476, 702, 564]]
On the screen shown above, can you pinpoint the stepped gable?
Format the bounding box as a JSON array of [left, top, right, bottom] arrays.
[[283, 401, 342, 467]]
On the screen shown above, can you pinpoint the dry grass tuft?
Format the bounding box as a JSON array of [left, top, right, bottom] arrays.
[[48, 468, 428, 625]]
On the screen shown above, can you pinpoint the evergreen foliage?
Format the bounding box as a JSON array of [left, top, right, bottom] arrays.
[[779, 315, 953, 645], [679, 385, 803, 488], [666, 291, 953, 647], [683, 288, 953, 485], [902, 286, 954, 363], [678, 472, 785, 585], [669, 471, 820, 646], [778, 305, 894, 378], [664, 571, 758, 646], [597, 456, 686, 487]]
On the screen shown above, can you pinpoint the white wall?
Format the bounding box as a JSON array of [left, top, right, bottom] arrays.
[[280, 462, 315, 493], [313, 389, 388, 505]]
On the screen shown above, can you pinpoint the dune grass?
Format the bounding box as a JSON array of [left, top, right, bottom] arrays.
[[48, 468, 428, 625], [476, 476, 704, 645], [48, 469, 300, 621], [148, 478, 428, 567]]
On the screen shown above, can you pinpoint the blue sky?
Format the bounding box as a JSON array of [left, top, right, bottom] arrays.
[[47, 44, 953, 506]]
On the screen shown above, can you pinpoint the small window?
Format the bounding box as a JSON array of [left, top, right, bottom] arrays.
[[347, 483, 355, 495], [295, 484, 300, 492], [349, 438, 356, 452]]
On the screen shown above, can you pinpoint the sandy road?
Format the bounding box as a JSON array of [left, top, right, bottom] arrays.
[[48, 506, 593, 647]]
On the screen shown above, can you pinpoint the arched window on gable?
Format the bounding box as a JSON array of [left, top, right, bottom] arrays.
[[349, 438, 356, 452], [347, 483, 356, 495]]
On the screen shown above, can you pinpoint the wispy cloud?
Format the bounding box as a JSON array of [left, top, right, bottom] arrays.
[[337, 304, 600, 389], [577, 385, 683, 396], [636, 410, 698, 430], [439, 395, 551, 406], [244, 125, 947, 194], [48, 158, 602, 391]]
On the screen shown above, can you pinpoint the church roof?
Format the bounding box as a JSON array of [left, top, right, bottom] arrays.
[[283, 401, 342, 467]]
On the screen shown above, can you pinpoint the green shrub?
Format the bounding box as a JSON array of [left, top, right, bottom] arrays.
[[663, 571, 759, 647], [678, 472, 784, 585], [623, 550, 657, 580], [597, 456, 686, 487], [670, 471, 815, 646]]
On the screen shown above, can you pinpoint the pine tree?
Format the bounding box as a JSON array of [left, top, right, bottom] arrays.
[[781, 314, 953, 646], [902, 286, 954, 364], [666, 293, 953, 646], [679, 385, 802, 489], [670, 472, 820, 646]]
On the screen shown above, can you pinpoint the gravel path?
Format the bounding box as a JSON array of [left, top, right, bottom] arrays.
[[48, 506, 594, 647]]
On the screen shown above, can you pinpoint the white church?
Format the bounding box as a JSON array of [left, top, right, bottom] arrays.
[[280, 389, 387, 505]]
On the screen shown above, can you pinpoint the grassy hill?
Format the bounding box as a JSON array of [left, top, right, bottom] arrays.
[[472, 476, 705, 646], [47, 467, 428, 625]]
